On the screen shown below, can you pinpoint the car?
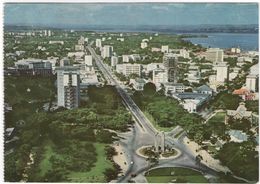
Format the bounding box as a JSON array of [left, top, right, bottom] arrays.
[[131, 173, 137, 177]]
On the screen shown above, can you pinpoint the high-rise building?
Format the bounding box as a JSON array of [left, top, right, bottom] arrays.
[[205, 48, 223, 63], [246, 74, 258, 92], [78, 36, 85, 45], [152, 68, 167, 89], [57, 67, 80, 109], [84, 55, 93, 66], [48, 30, 52, 37], [60, 57, 70, 67], [216, 62, 229, 83], [163, 53, 178, 83], [101, 45, 113, 58], [111, 56, 118, 67], [96, 39, 102, 48], [122, 55, 130, 63]]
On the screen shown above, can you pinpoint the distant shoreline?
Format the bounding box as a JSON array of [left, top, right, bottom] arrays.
[[4, 24, 259, 34]]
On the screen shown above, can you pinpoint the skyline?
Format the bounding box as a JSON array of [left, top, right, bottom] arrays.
[[4, 3, 259, 27]]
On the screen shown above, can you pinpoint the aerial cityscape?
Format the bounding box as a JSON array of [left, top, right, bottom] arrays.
[[3, 3, 259, 183]]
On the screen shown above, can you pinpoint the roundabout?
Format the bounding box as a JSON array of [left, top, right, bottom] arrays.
[[136, 145, 181, 160]]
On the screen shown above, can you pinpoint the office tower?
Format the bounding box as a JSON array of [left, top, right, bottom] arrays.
[[216, 62, 229, 83], [163, 53, 178, 83], [205, 48, 224, 63], [57, 67, 80, 109]]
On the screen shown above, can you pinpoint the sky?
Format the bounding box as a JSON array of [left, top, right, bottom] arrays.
[[4, 3, 259, 27]]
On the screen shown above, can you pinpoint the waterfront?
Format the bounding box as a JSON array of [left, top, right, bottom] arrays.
[[182, 33, 258, 51]]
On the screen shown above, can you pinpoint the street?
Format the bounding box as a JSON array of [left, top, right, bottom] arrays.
[[86, 45, 219, 183]]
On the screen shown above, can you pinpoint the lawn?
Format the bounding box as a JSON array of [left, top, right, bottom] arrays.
[[208, 112, 226, 123], [34, 140, 66, 179], [145, 167, 208, 183], [67, 143, 113, 182], [144, 111, 174, 132]]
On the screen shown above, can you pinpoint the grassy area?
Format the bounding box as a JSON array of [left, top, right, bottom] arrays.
[[146, 167, 208, 183], [144, 111, 174, 132], [67, 143, 113, 182], [38, 142, 54, 177], [174, 130, 184, 139], [208, 112, 226, 123]]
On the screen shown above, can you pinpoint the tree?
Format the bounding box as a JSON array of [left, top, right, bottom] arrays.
[[104, 168, 118, 182], [143, 82, 156, 96]]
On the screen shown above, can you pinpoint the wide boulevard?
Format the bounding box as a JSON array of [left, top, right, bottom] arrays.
[[86, 44, 218, 183]]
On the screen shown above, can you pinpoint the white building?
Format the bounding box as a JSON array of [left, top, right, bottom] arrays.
[[152, 68, 167, 89], [179, 49, 190, 59], [246, 74, 258, 92], [122, 55, 130, 63], [130, 78, 146, 91], [231, 48, 241, 54], [151, 47, 161, 52], [67, 52, 85, 58], [49, 41, 64, 45], [101, 45, 113, 58], [182, 99, 200, 113], [84, 55, 93, 66], [164, 83, 185, 95], [111, 56, 118, 67], [146, 63, 164, 72], [116, 64, 141, 77], [60, 57, 70, 67], [205, 48, 223, 63], [117, 38, 124, 42], [75, 44, 84, 51], [216, 62, 229, 83], [56, 66, 80, 109], [48, 30, 52, 37], [141, 42, 148, 49], [161, 45, 169, 53], [96, 39, 102, 48], [78, 36, 85, 45], [47, 56, 59, 71]]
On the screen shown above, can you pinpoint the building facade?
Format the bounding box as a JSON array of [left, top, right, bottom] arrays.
[[163, 53, 178, 83], [205, 48, 223, 63], [246, 74, 259, 92], [95, 39, 102, 48], [101, 45, 113, 58], [116, 64, 141, 77], [216, 62, 229, 83], [56, 67, 80, 109]]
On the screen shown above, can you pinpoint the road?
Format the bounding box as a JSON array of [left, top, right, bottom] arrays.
[[86, 45, 219, 183]]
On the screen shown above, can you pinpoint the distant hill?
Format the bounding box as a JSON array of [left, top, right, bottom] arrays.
[[4, 24, 258, 34]]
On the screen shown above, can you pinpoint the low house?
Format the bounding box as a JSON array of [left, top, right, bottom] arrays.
[[226, 102, 252, 122], [194, 84, 213, 96], [228, 130, 248, 143], [130, 78, 146, 91], [232, 87, 256, 100], [164, 83, 185, 95], [172, 92, 211, 113]]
